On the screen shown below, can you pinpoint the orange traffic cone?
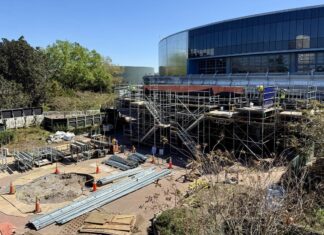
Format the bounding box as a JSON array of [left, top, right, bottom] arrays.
[[54, 163, 60, 174], [92, 181, 97, 192], [168, 157, 173, 169], [34, 197, 41, 213], [9, 182, 15, 195], [96, 164, 100, 174]]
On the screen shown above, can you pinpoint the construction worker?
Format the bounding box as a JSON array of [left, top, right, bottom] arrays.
[[257, 85, 264, 93], [131, 145, 136, 153], [257, 85, 264, 106], [279, 89, 286, 100]]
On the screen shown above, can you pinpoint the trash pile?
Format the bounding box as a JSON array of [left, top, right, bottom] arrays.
[[47, 131, 75, 143]]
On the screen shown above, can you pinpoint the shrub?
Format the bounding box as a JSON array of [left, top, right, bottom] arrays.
[[154, 208, 198, 235], [0, 131, 15, 145]]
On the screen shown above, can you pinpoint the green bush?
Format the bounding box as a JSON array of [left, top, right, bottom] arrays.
[[154, 208, 198, 235], [315, 208, 324, 226], [0, 131, 15, 145]]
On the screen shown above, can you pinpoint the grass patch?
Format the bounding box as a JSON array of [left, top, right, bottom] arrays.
[[45, 91, 115, 111], [0, 130, 15, 146], [4, 126, 51, 150]]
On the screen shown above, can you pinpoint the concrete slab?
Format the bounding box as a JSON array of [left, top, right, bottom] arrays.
[[207, 110, 237, 118], [280, 111, 303, 117]]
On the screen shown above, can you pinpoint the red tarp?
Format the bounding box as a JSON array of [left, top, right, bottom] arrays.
[[144, 85, 244, 95]]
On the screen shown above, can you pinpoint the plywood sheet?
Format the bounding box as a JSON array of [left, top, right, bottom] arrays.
[[79, 228, 130, 235], [85, 212, 113, 225], [83, 223, 131, 232]]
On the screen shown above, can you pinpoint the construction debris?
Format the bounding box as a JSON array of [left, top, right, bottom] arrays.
[[47, 131, 75, 143], [79, 211, 136, 234]]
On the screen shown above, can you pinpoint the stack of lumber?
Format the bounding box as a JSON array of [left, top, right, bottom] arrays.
[[79, 211, 136, 235]]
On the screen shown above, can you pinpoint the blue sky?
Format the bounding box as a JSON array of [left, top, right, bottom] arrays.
[[1, 0, 323, 71]]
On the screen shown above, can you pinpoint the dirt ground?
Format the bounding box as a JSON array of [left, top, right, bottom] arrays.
[[0, 149, 287, 235], [16, 173, 88, 204], [35, 165, 189, 235]]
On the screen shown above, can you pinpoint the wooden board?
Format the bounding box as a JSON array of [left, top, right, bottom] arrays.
[[111, 216, 135, 225], [79, 228, 130, 235], [85, 212, 113, 225], [83, 223, 131, 232]]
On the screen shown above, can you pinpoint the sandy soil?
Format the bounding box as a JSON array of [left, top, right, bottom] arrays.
[[16, 173, 88, 204]]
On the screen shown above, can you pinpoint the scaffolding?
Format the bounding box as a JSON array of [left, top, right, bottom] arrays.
[[0, 148, 8, 171], [115, 84, 318, 159], [13, 147, 67, 171]]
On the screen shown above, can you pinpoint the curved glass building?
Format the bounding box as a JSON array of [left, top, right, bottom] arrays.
[[159, 5, 324, 76]]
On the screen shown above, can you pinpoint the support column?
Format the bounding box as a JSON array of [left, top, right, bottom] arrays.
[[226, 57, 231, 74]]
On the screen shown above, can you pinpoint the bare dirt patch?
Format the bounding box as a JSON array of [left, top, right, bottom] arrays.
[[16, 173, 89, 204]]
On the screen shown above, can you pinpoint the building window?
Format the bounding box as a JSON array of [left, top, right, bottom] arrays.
[[296, 35, 310, 49], [188, 7, 324, 59], [297, 53, 315, 72], [196, 58, 226, 74], [316, 53, 324, 72], [268, 54, 289, 72], [231, 54, 289, 73]]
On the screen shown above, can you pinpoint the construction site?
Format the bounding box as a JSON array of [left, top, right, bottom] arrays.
[[0, 80, 322, 235], [116, 83, 319, 160]]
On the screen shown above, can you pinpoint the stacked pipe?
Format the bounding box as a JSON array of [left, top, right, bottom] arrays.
[[104, 155, 138, 171], [97, 167, 145, 186], [127, 152, 148, 164], [29, 168, 170, 230]]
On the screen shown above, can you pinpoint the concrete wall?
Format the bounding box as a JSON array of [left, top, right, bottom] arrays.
[[0, 107, 44, 130], [0, 115, 44, 129]]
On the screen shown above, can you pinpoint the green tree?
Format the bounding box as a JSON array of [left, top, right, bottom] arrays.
[[0, 76, 30, 109], [0, 36, 48, 107], [46, 40, 119, 92]]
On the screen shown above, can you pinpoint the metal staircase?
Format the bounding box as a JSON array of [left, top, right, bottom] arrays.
[[140, 126, 158, 142], [143, 95, 164, 125], [185, 115, 205, 132], [171, 121, 201, 158], [144, 94, 202, 158]]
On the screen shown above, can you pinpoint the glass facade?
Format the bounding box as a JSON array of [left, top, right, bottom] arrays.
[[231, 54, 290, 73], [159, 6, 324, 75], [188, 7, 324, 57], [159, 31, 188, 76], [197, 58, 226, 74]]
